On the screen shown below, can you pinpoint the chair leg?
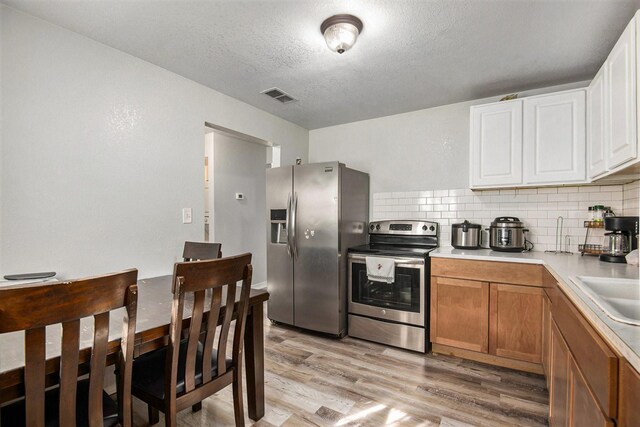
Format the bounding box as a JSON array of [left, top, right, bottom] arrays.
[[148, 405, 159, 425], [192, 402, 202, 412], [232, 368, 245, 427]]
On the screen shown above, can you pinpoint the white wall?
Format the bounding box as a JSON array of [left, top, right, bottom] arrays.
[[213, 133, 267, 285], [0, 6, 308, 279], [309, 82, 589, 195]]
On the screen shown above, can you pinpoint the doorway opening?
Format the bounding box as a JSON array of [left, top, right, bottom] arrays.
[[203, 122, 272, 288]]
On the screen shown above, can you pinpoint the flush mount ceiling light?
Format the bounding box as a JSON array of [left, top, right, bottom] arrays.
[[321, 14, 363, 54]]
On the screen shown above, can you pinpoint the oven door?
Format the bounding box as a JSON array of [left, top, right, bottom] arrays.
[[348, 254, 425, 326]]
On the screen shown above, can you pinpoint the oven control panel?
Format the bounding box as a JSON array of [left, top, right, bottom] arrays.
[[369, 220, 438, 236]]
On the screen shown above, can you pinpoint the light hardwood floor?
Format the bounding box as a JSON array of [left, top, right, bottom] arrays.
[[132, 317, 549, 427]]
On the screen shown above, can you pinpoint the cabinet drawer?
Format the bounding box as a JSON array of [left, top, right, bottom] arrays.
[[431, 258, 543, 287], [552, 289, 618, 418]]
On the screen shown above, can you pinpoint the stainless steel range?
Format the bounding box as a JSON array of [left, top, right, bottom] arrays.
[[347, 220, 438, 352]]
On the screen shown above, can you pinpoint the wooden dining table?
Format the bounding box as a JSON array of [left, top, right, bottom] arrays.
[[0, 275, 269, 421]]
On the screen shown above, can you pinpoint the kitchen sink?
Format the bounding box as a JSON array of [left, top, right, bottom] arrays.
[[570, 276, 640, 326]]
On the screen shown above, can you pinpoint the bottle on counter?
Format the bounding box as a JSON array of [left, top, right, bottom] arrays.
[[593, 205, 605, 223]]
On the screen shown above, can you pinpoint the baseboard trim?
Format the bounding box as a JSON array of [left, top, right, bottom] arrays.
[[432, 343, 544, 375]]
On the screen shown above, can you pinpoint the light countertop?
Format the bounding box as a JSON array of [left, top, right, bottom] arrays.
[[431, 247, 640, 372]]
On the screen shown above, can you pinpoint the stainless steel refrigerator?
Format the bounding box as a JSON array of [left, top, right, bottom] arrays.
[[266, 162, 369, 336]]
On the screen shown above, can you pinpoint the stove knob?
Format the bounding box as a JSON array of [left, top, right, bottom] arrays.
[[422, 225, 428, 231], [429, 225, 435, 231], [376, 224, 381, 230], [370, 224, 375, 230]]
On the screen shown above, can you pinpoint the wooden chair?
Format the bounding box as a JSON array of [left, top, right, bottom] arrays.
[[131, 253, 252, 427], [182, 241, 222, 261], [0, 269, 138, 427]]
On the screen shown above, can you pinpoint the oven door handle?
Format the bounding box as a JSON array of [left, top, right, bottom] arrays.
[[348, 254, 425, 266]]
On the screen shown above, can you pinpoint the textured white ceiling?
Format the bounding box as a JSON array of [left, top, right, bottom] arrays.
[[4, 0, 640, 129]]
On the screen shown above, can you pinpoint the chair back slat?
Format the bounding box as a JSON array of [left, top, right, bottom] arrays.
[[216, 283, 236, 375], [59, 319, 81, 425], [0, 269, 139, 426], [201, 287, 222, 383], [117, 285, 138, 427], [183, 241, 222, 261], [232, 265, 253, 358], [184, 289, 206, 393], [164, 277, 186, 414], [24, 327, 46, 427], [88, 312, 110, 425]]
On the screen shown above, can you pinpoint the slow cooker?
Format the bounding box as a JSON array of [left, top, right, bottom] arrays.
[[489, 217, 530, 252], [451, 220, 482, 249]]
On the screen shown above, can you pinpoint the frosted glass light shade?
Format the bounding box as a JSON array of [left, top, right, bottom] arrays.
[[324, 23, 359, 54], [320, 15, 363, 54]]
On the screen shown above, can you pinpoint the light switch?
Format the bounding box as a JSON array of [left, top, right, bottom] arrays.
[[182, 208, 192, 224], [235, 193, 244, 200]]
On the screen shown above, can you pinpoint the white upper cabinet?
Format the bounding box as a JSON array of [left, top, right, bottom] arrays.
[[606, 16, 637, 169], [470, 100, 523, 188], [587, 63, 608, 178], [523, 90, 586, 184]]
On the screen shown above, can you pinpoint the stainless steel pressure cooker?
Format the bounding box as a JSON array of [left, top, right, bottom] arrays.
[[451, 220, 482, 249], [489, 217, 531, 252]]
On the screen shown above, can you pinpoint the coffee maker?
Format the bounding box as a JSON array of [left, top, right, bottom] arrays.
[[599, 216, 639, 263]]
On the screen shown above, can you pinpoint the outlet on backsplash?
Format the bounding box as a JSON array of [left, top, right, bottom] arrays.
[[372, 182, 639, 253]]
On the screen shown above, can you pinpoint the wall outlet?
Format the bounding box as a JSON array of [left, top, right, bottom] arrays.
[[235, 193, 244, 200], [182, 208, 192, 224]]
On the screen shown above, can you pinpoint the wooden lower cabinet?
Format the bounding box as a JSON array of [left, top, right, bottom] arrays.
[[489, 283, 543, 363], [542, 292, 552, 384], [569, 356, 614, 427], [430, 258, 639, 425], [550, 321, 570, 427], [430, 276, 489, 352], [618, 361, 640, 427]]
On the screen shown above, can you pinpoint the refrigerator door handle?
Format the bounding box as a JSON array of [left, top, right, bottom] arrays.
[[292, 192, 298, 259], [286, 193, 292, 258]]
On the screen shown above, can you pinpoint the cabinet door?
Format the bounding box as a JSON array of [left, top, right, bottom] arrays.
[[606, 16, 637, 169], [470, 100, 523, 188], [430, 277, 489, 353], [542, 292, 551, 385], [523, 90, 586, 184], [588, 63, 608, 178], [550, 321, 570, 427], [618, 361, 640, 427], [569, 357, 614, 427], [489, 283, 543, 363]]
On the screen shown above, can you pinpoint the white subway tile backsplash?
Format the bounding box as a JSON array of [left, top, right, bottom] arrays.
[[623, 180, 640, 215], [517, 189, 538, 195], [527, 194, 548, 202], [537, 188, 558, 194], [557, 187, 575, 193], [372, 184, 635, 253]]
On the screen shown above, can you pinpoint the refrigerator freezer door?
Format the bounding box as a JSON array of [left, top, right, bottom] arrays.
[[293, 163, 341, 334], [266, 166, 294, 325]]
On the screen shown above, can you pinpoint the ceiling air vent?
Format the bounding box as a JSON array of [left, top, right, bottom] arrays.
[[261, 87, 298, 104]]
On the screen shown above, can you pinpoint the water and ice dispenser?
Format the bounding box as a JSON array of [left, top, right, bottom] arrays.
[[270, 209, 288, 244]]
